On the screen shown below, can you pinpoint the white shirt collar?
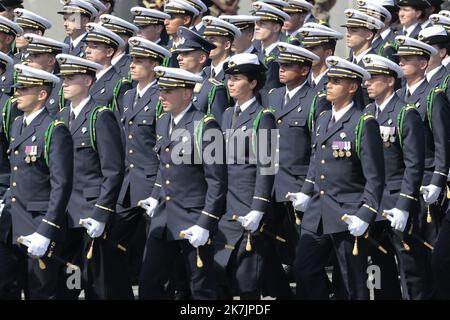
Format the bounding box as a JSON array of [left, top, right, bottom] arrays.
[[286, 80, 307, 99], [236, 96, 256, 113], [353, 47, 372, 64], [426, 65, 443, 82], [311, 69, 327, 86], [155, 38, 161, 45], [212, 57, 229, 78], [332, 101, 354, 123], [24, 107, 45, 126], [380, 28, 391, 40], [404, 23, 418, 37], [172, 103, 192, 127], [264, 41, 279, 55], [244, 45, 255, 54], [195, 21, 203, 31], [375, 93, 395, 114], [112, 52, 126, 66], [443, 55, 450, 67], [407, 78, 426, 95], [71, 32, 86, 49], [421, 19, 430, 29], [70, 96, 91, 119], [96, 65, 113, 80], [137, 79, 157, 98]]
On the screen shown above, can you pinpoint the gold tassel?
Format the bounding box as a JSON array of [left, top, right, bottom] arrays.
[[38, 258, 46, 270], [427, 206, 432, 224], [352, 237, 359, 256], [245, 233, 252, 252], [196, 248, 203, 268], [86, 239, 95, 260]]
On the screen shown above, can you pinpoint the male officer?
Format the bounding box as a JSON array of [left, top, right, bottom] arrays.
[[21, 34, 69, 115], [0, 15, 22, 95], [56, 53, 132, 300], [219, 15, 260, 54], [83, 22, 125, 109], [252, 1, 290, 105], [4, 64, 73, 299], [175, 27, 228, 124], [268, 43, 323, 296], [186, 0, 208, 34], [164, 0, 199, 68], [299, 22, 343, 97], [131, 6, 170, 46], [291, 57, 385, 300], [202, 16, 241, 82], [364, 54, 427, 300], [113, 37, 171, 285], [281, 0, 316, 43], [13, 8, 52, 65], [138, 66, 227, 300], [395, 35, 450, 298]]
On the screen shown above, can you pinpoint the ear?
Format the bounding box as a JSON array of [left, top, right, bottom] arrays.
[[273, 22, 282, 34], [224, 39, 232, 51], [365, 29, 375, 42], [85, 75, 94, 87], [246, 29, 254, 41], [183, 15, 193, 27], [249, 79, 257, 91], [5, 34, 14, 46], [156, 24, 164, 34], [48, 56, 57, 68], [81, 16, 90, 26], [300, 65, 311, 77], [38, 89, 49, 102], [199, 52, 208, 65], [439, 47, 447, 60], [183, 88, 193, 100], [348, 81, 359, 94], [106, 47, 115, 58], [420, 58, 429, 71]]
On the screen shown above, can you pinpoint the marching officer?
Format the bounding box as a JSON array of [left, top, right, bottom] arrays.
[[174, 27, 229, 124], [202, 16, 241, 82], [113, 37, 171, 285], [281, 0, 316, 43], [13, 8, 52, 65], [83, 22, 125, 109], [292, 57, 384, 300], [138, 66, 227, 299], [130, 6, 170, 46], [219, 15, 260, 55], [56, 54, 132, 300], [363, 54, 428, 300], [57, 0, 98, 58], [395, 35, 450, 298], [214, 53, 277, 300], [4, 64, 73, 299]]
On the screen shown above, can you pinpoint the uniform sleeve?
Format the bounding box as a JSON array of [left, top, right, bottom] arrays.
[[196, 119, 227, 232], [37, 124, 74, 240], [429, 91, 450, 187], [396, 108, 425, 211], [355, 117, 385, 224], [90, 109, 125, 224], [210, 85, 229, 126], [251, 111, 276, 212]]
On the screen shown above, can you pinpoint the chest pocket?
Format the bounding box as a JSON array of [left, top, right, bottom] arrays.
[[136, 115, 155, 127], [288, 117, 307, 128], [74, 136, 93, 150]]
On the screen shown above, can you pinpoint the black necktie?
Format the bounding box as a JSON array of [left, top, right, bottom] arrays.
[[231, 106, 241, 129], [69, 111, 75, 129], [20, 120, 27, 135], [283, 93, 291, 108], [169, 117, 176, 135], [133, 93, 141, 109], [406, 89, 412, 99], [327, 115, 335, 131]]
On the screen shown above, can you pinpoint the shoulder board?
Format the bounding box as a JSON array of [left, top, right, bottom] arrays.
[[266, 54, 276, 62], [405, 103, 417, 110], [158, 112, 168, 120], [96, 106, 110, 113], [53, 120, 66, 127], [208, 78, 223, 87], [363, 113, 375, 121], [433, 87, 443, 93], [203, 115, 215, 123]]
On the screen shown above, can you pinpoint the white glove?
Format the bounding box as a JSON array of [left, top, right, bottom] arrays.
[[342, 214, 369, 237], [384, 208, 409, 232], [421, 184, 441, 204], [21, 232, 51, 258], [286, 192, 311, 212], [0, 199, 4, 218], [180, 225, 210, 248], [241, 210, 264, 233], [80, 218, 106, 238], [138, 197, 158, 218]]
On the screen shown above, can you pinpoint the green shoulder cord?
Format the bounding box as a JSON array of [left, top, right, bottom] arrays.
[[252, 107, 275, 155], [11, 39, 18, 55], [162, 56, 170, 67], [355, 113, 375, 160], [440, 74, 450, 92], [396, 104, 416, 148], [207, 85, 218, 114], [2, 97, 13, 142], [378, 41, 398, 57], [111, 72, 133, 112], [263, 53, 276, 66], [44, 121, 65, 166], [307, 90, 325, 133], [89, 106, 106, 152], [426, 87, 440, 131], [58, 85, 65, 111], [194, 114, 215, 159]]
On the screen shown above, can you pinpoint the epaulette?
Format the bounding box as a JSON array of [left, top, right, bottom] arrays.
[[383, 42, 392, 49], [208, 78, 223, 87], [203, 115, 215, 123], [53, 120, 65, 127], [405, 103, 417, 111], [363, 113, 375, 121], [266, 53, 276, 63], [433, 87, 443, 94], [158, 112, 168, 120], [97, 106, 109, 113]]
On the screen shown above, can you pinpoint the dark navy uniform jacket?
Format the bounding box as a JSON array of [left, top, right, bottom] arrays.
[[59, 98, 124, 229], [64, 35, 87, 58], [258, 46, 283, 106], [397, 80, 450, 188], [268, 81, 330, 202], [366, 94, 425, 219], [113, 53, 132, 80], [6, 109, 73, 242], [301, 102, 385, 235], [90, 66, 122, 108], [117, 83, 160, 208], [149, 105, 227, 240]]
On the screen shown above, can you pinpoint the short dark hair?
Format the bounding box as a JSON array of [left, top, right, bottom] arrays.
[[244, 71, 266, 94], [435, 42, 450, 56]]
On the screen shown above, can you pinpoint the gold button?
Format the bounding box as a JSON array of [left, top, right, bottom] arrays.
[[14, 150, 19, 155], [13, 166, 18, 171], [130, 164, 134, 168], [128, 135, 133, 139], [166, 196, 171, 201], [320, 175, 325, 180], [129, 121, 133, 125], [12, 182, 16, 187], [321, 145, 325, 149], [165, 148, 170, 152], [321, 160, 325, 164], [277, 119, 282, 124], [165, 164, 170, 169], [320, 190, 325, 196], [165, 180, 170, 185], [129, 150, 134, 154], [11, 197, 16, 203]]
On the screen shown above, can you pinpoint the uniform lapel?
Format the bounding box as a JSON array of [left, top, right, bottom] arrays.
[[127, 85, 158, 120], [276, 83, 310, 119], [319, 105, 356, 144], [71, 98, 93, 135], [10, 109, 47, 151]]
